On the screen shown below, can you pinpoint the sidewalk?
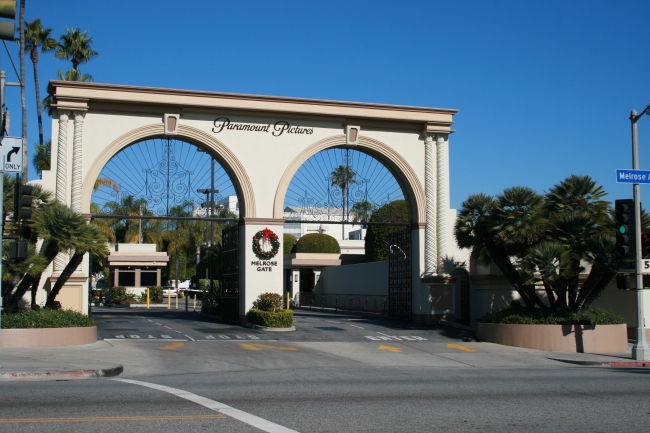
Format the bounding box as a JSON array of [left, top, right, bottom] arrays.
[[0, 341, 124, 381]]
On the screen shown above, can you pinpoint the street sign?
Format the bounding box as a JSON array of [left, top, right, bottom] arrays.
[[620, 259, 650, 273], [0, 136, 22, 173], [616, 169, 650, 183]]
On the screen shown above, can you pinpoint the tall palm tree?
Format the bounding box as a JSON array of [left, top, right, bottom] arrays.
[[32, 139, 51, 177], [103, 195, 149, 243], [55, 27, 99, 70], [331, 165, 357, 218], [19, 0, 27, 180], [24, 18, 56, 149]]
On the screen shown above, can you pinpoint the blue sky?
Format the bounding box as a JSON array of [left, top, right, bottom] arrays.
[[3, 0, 650, 210]]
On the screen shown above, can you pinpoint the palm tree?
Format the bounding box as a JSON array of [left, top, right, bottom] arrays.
[[55, 27, 99, 70], [331, 165, 357, 218], [18, 0, 26, 180], [46, 223, 108, 307], [24, 18, 56, 149], [5, 202, 88, 310], [351, 200, 374, 224], [103, 195, 150, 243], [32, 140, 51, 177]]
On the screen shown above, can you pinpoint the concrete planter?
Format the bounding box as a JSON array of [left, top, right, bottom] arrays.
[[476, 322, 628, 353], [0, 326, 97, 348]]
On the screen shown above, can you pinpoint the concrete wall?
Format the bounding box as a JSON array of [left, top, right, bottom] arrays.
[[316, 261, 388, 296]]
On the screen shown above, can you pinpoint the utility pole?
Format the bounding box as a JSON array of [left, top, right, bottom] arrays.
[[630, 105, 650, 361]]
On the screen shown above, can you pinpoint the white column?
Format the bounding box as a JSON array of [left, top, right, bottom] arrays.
[[436, 134, 449, 271], [424, 134, 437, 274], [71, 112, 84, 213], [56, 111, 69, 204], [54, 111, 69, 273]]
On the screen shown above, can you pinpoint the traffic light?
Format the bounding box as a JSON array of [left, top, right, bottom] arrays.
[[13, 181, 33, 222], [642, 230, 650, 259], [615, 199, 635, 260], [0, 0, 16, 40], [616, 274, 631, 290]]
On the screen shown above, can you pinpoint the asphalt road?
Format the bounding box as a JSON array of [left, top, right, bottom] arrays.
[[1, 307, 649, 432]]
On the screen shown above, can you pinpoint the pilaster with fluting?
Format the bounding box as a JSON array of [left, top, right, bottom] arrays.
[[436, 134, 449, 271], [71, 112, 84, 213], [54, 112, 69, 273], [424, 134, 437, 274]]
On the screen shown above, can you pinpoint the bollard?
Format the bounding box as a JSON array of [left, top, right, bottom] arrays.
[[168, 289, 171, 309], [175, 292, 178, 310], [185, 292, 188, 312], [146, 288, 150, 309], [286, 292, 290, 310], [193, 294, 196, 312]]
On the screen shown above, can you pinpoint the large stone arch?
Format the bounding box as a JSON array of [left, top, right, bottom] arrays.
[[81, 123, 256, 217], [273, 134, 425, 223]]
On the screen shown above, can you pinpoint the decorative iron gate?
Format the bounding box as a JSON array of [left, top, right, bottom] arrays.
[[221, 225, 239, 323], [388, 228, 411, 320]]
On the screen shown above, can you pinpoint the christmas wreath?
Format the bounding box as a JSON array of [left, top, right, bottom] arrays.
[[252, 228, 280, 260]]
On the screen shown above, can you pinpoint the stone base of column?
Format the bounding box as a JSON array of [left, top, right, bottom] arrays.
[[238, 218, 285, 323]]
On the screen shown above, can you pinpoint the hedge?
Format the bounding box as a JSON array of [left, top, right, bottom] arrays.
[[1, 309, 95, 329], [283, 233, 298, 254], [246, 308, 294, 328], [479, 307, 625, 325], [365, 200, 409, 262], [294, 233, 340, 254]]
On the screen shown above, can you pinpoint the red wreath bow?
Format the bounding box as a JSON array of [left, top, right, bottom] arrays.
[[262, 227, 272, 241]]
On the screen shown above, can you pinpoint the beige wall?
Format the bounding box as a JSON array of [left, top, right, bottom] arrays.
[[316, 261, 388, 296]]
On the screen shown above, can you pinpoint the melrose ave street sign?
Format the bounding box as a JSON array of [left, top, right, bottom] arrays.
[[616, 169, 650, 184], [0, 136, 23, 173]]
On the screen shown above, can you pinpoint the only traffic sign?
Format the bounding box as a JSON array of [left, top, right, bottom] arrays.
[[0, 136, 22, 173]]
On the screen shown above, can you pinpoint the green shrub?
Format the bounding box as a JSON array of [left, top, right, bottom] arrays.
[[284, 233, 298, 254], [201, 280, 220, 315], [294, 233, 340, 254], [1, 309, 95, 329], [246, 308, 294, 328], [139, 286, 163, 303], [109, 286, 137, 304], [479, 307, 625, 325], [365, 200, 409, 262], [253, 292, 284, 312]]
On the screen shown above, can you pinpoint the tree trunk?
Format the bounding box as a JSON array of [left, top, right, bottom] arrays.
[[45, 251, 84, 307], [19, 0, 27, 180], [5, 240, 59, 310], [32, 50, 44, 151]]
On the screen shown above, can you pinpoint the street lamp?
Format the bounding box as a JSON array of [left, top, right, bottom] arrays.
[[630, 104, 650, 361]]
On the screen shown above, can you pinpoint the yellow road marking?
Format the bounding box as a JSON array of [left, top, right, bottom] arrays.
[[347, 318, 365, 321], [447, 343, 476, 352], [101, 315, 113, 318], [239, 343, 297, 351], [378, 345, 402, 353], [157, 342, 185, 350], [0, 414, 227, 423]]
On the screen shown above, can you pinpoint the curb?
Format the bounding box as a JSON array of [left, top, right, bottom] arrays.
[[246, 322, 296, 332], [439, 319, 475, 333], [550, 358, 650, 367], [0, 365, 123, 381]]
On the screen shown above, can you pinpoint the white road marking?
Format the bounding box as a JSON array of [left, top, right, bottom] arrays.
[[113, 378, 300, 433], [164, 326, 172, 329], [206, 335, 216, 339], [175, 330, 182, 333], [183, 334, 196, 341], [349, 325, 364, 329]]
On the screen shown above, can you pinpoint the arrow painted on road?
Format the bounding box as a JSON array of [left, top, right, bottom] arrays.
[[378, 345, 402, 353], [239, 343, 297, 351], [7, 147, 19, 162], [157, 342, 185, 350], [447, 343, 476, 352]]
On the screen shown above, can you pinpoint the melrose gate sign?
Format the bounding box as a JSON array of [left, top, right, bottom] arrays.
[[38, 82, 457, 325]]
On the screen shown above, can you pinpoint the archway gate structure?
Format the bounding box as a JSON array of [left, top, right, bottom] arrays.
[[35, 81, 459, 325]]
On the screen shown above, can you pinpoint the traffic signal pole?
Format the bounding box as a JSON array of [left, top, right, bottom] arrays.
[[631, 107, 650, 360]]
